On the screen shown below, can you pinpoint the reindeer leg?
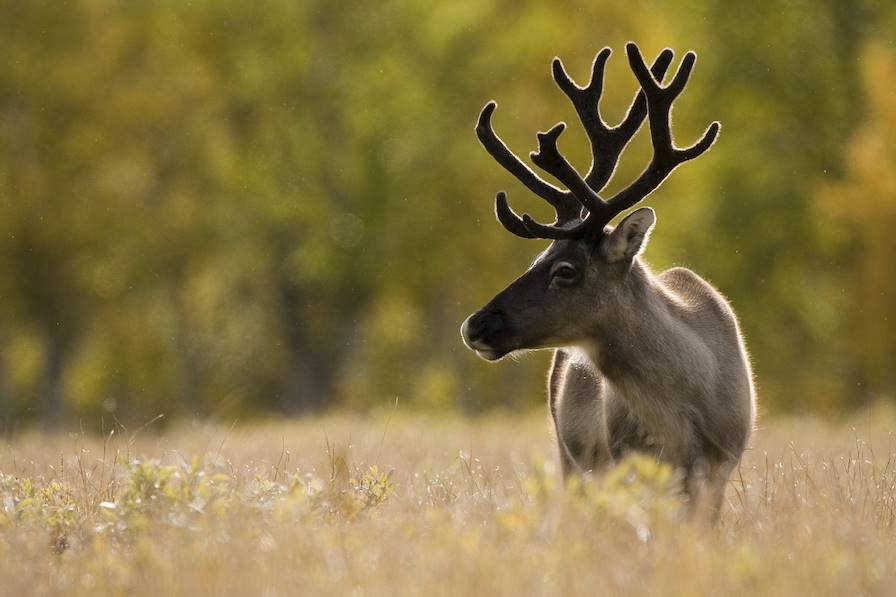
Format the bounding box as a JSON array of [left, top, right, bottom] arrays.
[[550, 351, 612, 481]]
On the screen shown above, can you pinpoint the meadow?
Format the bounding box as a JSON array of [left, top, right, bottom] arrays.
[[1, 410, 894, 596], [2, 3, 894, 595]]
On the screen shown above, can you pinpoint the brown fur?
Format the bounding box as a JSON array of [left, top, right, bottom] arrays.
[[463, 211, 756, 519], [463, 45, 753, 520]]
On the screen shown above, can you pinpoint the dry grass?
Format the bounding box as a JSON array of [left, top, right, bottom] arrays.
[[1, 409, 895, 596]]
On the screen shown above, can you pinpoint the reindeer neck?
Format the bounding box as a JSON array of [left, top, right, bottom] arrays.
[[575, 260, 713, 458], [580, 260, 682, 385]]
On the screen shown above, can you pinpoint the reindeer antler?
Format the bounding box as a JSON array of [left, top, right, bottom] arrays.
[[477, 42, 719, 240]]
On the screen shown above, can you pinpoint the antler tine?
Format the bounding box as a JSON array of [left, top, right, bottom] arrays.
[[495, 190, 581, 240], [476, 102, 581, 223], [521, 214, 581, 239], [552, 48, 675, 193], [600, 43, 720, 220], [529, 122, 605, 217], [494, 192, 536, 239], [551, 48, 611, 139]]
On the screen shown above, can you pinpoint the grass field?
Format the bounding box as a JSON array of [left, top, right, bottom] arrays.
[[1, 409, 895, 596]]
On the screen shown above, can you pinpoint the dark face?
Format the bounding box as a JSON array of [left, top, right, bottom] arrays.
[[461, 207, 655, 361], [461, 237, 614, 361]]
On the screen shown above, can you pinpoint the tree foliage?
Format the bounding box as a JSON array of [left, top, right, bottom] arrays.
[[0, 0, 892, 426]]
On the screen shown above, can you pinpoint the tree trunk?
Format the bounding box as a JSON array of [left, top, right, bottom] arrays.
[[42, 332, 66, 429], [171, 288, 201, 417], [277, 278, 330, 414], [0, 337, 10, 434]]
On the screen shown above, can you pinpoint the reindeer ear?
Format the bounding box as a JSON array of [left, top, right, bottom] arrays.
[[601, 207, 656, 263]]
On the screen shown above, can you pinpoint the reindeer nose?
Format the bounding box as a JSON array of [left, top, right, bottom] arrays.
[[461, 308, 506, 346]]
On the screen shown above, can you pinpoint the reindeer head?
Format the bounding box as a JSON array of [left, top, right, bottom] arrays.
[[461, 43, 719, 361]]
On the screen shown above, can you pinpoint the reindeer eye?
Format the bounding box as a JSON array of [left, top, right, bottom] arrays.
[[550, 263, 579, 285]]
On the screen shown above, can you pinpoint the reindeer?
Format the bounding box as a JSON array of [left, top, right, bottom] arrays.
[[460, 43, 756, 517]]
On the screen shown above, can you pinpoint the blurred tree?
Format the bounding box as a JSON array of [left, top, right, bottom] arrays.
[[0, 2, 116, 426], [660, 0, 875, 411], [815, 40, 896, 405], [0, 0, 892, 427]]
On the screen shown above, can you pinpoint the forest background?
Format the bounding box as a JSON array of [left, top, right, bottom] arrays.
[[1, 0, 894, 429]]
